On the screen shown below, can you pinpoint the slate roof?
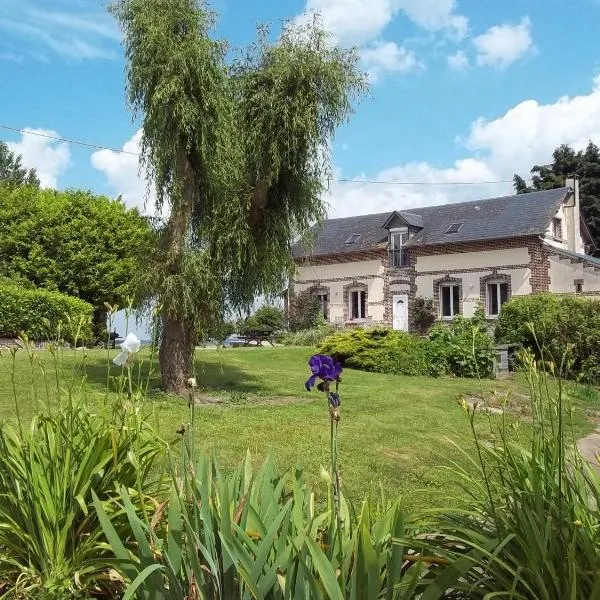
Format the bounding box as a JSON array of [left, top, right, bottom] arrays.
[[293, 187, 570, 258]]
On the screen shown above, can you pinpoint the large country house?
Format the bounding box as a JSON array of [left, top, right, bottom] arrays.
[[291, 178, 600, 331]]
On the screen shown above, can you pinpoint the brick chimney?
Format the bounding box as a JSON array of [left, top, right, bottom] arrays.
[[564, 176, 583, 253]]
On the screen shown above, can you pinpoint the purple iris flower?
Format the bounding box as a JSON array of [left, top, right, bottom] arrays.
[[305, 354, 343, 391]]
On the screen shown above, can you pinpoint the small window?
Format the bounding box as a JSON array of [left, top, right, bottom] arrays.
[[316, 293, 329, 319], [552, 217, 563, 239], [440, 284, 460, 318], [487, 282, 509, 317], [350, 289, 366, 319], [575, 281, 583, 293], [390, 231, 409, 267], [344, 234, 361, 244], [444, 223, 464, 234]]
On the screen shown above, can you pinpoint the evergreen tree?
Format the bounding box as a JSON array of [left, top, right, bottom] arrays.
[[514, 141, 600, 252]]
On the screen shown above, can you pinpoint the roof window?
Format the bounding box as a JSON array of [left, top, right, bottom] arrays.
[[444, 223, 464, 234], [344, 233, 362, 244]]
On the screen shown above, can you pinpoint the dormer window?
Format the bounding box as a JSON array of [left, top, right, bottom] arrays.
[[390, 230, 409, 267], [344, 233, 361, 244], [552, 217, 563, 239], [444, 222, 464, 234]]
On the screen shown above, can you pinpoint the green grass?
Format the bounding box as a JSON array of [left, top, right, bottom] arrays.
[[0, 345, 597, 508]]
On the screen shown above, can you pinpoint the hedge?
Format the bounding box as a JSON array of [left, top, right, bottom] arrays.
[[0, 283, 94, 342], [317, 321, 496, 379], [495, 293, 600, 379]]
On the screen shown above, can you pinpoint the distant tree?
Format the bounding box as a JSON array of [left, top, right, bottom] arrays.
[[0, 185, 154, 336], [0, 141, 40, 188], [242, 305, 284, 333], [514, 142, 600, 252]]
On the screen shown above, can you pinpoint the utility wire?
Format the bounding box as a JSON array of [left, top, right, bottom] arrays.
[[0, 123, 524, 185]]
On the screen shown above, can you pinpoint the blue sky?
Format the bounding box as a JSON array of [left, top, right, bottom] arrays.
[[1, 0, 600, 220]]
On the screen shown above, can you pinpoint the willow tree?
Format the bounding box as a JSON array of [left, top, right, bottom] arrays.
[[110, 0, 366, 392]]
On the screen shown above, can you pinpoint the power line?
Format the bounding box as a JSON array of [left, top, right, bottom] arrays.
[[0, 123, 525, 186], [0, 124, 140, 156]]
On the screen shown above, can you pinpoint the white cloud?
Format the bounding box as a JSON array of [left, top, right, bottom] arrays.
[[0, 1, 118, 61], [91, 130, 158, 215], [6, 129, 71, 188], [326, 75, 600, 217], [361, 41, 420, 81], [447, 50, 468, 70], [296, 0, 467, 49], [298, 0, 398, 46], [396, 0, 468, 39], [473, 17, 533, 69]]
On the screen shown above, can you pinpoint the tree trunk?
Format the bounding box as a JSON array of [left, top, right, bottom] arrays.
[[158, 147, 196, 394], [159, 313, 195, 393]]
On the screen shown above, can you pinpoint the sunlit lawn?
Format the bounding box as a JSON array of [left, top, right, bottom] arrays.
[[0, 346, 596, 508]]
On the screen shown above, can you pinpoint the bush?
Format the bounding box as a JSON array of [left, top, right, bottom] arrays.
[[280, 325, 335, 346], [287, 289, 321, 331], [318, 327, 439, 377], [429, 315, 496, 378], [0, 283, 93, 342], [410, 296, 436, 334], [496, 293, 600, 379], [319, 318, 496, 379]]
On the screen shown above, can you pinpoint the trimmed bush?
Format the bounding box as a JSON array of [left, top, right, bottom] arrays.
[[0, 283, 93, 342], [496, 293, 600, 379], [319, 319, 496, 379]]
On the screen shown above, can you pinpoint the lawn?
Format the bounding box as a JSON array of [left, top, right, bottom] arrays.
[[0, 345, 596, 508]]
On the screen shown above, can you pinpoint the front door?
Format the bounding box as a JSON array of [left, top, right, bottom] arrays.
[[392, 294, 408, 331]]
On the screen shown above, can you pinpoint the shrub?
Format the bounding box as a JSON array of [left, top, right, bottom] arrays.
[[429, 315, 496, 378], [287, 289, 321, 331], [496, 293, 600, 378], [318, 327, 442, 377], [242, 304, 285, 333], [280, 325, 335, 346], [410, 296, 436, 334], [0, 283, 93, 342]]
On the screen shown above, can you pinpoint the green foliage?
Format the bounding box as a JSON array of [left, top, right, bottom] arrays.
[[514, 141, 600, 252], [0, 352, 164, 598], [318, 327, 437, 377], [288, 289, 322, 332], [0, 185, 154, 334], [439, 351, 600, 598], [242, 305, 285, 333], [98, 448, 468, 599], [280, 324, 335, 346], [409, 296, 436, 334], [319, 321, 496, 378], [0, 283, 94, 342], [429, 315, 496, 379], [0, 141, 39, 188], [496, 293, 600, 379], [109, 0, 366, 389]]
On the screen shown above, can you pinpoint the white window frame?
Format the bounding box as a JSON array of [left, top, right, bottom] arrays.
[[316, 292, 328, 320], [486, 280, 509, 317], [440, 283, 460, 319], [349, 288, 367, 320], [390, 228, 409, 268]]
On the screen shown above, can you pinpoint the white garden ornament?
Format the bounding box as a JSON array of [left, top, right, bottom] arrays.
[[113, 332, 141, 366]]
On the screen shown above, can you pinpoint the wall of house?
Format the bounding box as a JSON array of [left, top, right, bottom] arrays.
[[294, 259, 385, 324], [548, 254, 600, 293]]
